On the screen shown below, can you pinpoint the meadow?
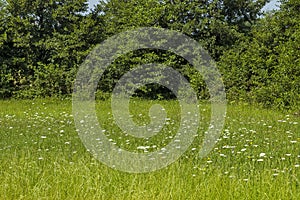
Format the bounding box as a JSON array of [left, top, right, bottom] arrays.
[[0, 99, 299, 199]]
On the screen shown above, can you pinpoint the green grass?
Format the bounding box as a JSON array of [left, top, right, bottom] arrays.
[[0, 99, 299, 199]]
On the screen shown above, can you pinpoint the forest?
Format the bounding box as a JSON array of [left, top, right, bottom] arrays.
[[0, 0, 299, 110]]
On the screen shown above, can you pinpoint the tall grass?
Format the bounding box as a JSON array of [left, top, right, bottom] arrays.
[[0, 99, 299, 199]]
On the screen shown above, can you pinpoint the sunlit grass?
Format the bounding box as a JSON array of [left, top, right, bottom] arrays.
[[0, 99, 299, 199]]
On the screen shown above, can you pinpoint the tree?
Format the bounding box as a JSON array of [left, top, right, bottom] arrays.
[[219, 0, 300, 109], [0, 0, 273, 99], [102, 0, 269, 60], [0, 0, 11, 98], [93, 0, 269, 99], [0, 0, 105, 98]]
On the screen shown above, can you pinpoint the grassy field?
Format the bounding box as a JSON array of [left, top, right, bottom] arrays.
[[0, 99, 299, 199]]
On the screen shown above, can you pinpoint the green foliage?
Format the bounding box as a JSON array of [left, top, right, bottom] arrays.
[[1, 0, 299, 109], [219, 0, 300, 109], [0, 0, 6, 18], [102, 0, 268, 60], [95, 0, 268, 100], [15, 63, 77, 98], [0, 0, 104, 98]]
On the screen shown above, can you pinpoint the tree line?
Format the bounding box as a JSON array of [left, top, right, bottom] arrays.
[[0, 0, 299, 109]]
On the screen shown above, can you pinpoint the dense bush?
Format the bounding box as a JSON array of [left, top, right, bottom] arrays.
[[1, 0, 299, 110], [0, 0, 103, 98], [219, 0, 300, 109]]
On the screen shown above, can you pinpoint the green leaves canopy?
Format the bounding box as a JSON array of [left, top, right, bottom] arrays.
[[0, 0, 104, 98], [219, 0, 300, 109], [1, 0, 298, 110]]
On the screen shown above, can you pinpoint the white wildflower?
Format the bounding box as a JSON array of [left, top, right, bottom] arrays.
[[259, 153, 266, 157]]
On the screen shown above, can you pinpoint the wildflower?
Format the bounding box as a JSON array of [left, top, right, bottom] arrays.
[[223, 145, 236, 149], [259, 153, 266, 157], [137, 146, 150, 150], [257, 159, 264, 162]]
